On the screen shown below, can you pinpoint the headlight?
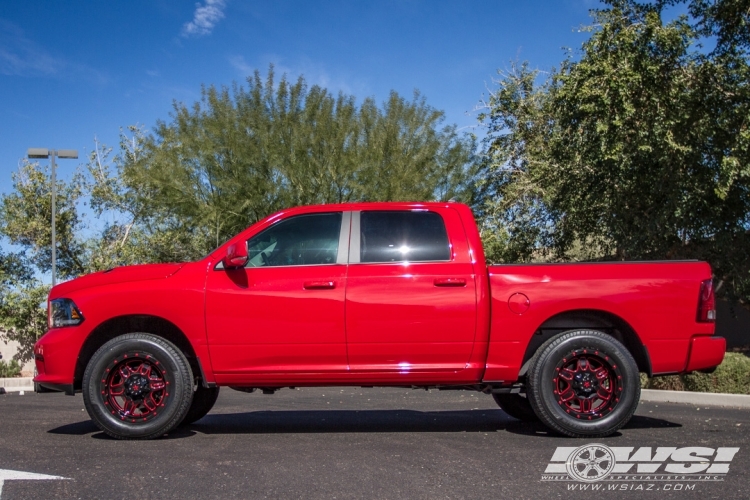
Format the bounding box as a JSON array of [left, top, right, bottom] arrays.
[[48, 298, 84, 328]]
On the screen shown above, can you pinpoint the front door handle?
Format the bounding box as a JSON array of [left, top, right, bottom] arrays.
[[304, 281, 336, 290], [434, 278, 466, 287]]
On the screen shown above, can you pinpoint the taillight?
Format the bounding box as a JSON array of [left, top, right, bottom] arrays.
[[697, 279, 716, 322]]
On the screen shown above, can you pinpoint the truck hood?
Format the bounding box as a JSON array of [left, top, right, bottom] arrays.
[[49, 263, 186, 299]]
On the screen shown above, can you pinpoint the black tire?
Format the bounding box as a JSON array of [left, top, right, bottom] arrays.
[[82, 333, 194, 440], [180, 386, 220, 426], [492, 393, 539, 422], [526, 329, 640, 438]]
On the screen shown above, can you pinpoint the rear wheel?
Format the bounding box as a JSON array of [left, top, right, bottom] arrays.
[[492, 393, 539, 421], [82, 333, 194, 440], [181, 386, 220, 425], [526, 330, 640, 438]]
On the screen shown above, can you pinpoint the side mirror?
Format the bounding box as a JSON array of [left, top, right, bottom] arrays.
[[222, 242, 248, 269]]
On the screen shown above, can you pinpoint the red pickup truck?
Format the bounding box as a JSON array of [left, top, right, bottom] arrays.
[[35, 202, 725, 440]]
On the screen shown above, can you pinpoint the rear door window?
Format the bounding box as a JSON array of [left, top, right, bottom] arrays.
[[360, 211, 450, 263]]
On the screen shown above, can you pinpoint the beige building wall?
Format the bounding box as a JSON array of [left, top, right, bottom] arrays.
[[0, 339, 35, 376]]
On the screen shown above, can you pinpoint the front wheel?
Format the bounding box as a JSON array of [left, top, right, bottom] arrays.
[[526, 330, 640, 438], [82, 333, 194, 440]]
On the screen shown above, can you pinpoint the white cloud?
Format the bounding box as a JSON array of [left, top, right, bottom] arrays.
[[181, 0, 227, 38]]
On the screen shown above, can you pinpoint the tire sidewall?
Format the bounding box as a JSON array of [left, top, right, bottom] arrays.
[[529, 331, 640, 436], [83, 335, 192, 439]]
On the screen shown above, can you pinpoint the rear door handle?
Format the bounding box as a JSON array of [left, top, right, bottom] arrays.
[[304, 281, 336, 290], [434, 278, 466, 287]]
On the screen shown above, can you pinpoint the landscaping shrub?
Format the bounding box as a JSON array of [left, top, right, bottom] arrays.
[[641, 352, 750, 395], [0, 359, 22, 378]]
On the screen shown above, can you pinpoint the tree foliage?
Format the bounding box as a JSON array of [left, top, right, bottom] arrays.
[[0, 164, 86, 279], [0, 358, 22, 377], [0, 279, 48, 363], [125, 67, 481, 255], [479, 0, 750, 304]]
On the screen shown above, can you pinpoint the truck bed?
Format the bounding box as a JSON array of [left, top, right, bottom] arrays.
[[483, 261, 719, 381]]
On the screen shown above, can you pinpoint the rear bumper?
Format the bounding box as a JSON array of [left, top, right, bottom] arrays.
[[685, 336, 726, 372]]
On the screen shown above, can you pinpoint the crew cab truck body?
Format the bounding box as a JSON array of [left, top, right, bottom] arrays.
[[34, 202, 725, 439]]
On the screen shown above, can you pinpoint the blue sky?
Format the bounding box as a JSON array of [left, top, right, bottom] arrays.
[[0, 0, 601, 194]]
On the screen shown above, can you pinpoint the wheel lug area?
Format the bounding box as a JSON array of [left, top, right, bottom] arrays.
[[125, 374, 150, 398], [572, 372, 598, 396]]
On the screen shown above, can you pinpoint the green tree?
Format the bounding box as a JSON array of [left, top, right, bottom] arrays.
[[479, 0, 750, 304], [0, 279, 48, 363], [84, 129, 200, 266], [0, 129, 183, 362], [125, 67, 481, 255], [0, 358, 22, 377], [0, 249, 44, 364], [0, 164, 83, 363], [0, 163, 86, 279]]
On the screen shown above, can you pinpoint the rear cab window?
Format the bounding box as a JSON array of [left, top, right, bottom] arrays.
[[359, 211, 450, 263]]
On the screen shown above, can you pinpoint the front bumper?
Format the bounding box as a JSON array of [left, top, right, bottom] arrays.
[[33, 325, 86, 392], [685, 335, 726, 372]]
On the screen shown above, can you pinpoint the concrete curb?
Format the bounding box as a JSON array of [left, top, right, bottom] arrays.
[[0, 377, 33, 392], [641, 388, 750, 408]]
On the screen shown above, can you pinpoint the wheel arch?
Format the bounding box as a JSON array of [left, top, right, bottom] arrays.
[[520, 309, 652, 377], [74, 315, 204, 390]]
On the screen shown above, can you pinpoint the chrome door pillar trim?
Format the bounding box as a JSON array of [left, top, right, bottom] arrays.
[[336, 211, 352, 265], [349, 211, 361, 264]]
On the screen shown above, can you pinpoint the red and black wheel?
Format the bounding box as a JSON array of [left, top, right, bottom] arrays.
[[82, 333, 194, 440], [526, 330, 640, 438]]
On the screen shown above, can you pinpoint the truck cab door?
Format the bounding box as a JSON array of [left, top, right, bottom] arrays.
[[344, 208, 477, 380], [206, 212, 351, 381]]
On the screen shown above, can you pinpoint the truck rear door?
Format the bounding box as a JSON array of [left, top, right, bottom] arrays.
[[344, 208, 477, 377]]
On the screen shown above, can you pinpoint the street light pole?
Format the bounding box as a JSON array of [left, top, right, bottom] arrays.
[[27, 148, 79, 287], [50, 152, 56, 287]]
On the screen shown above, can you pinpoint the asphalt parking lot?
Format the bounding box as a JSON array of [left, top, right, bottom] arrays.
[[1, 387, 749, 500]]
